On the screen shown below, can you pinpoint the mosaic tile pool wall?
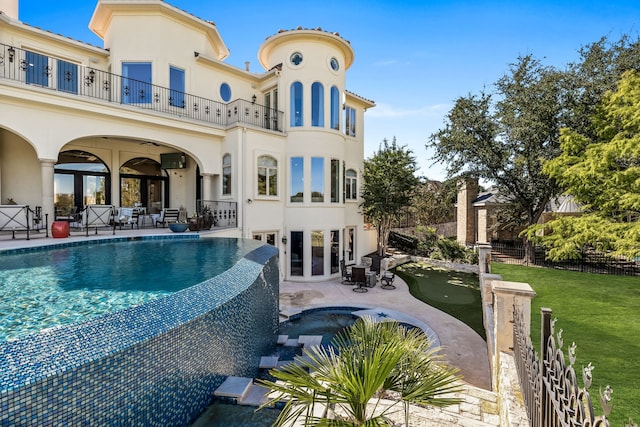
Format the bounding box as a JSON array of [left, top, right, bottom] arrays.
[[0, 242, 280, 427]]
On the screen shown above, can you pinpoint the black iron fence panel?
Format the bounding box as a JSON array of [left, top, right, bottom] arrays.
[[513, 306, 613, 427], [0, 44, 283, 132], [491, 242, 640, 276]]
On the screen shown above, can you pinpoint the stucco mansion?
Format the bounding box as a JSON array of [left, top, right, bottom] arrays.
[[0, 0, 378, 281]]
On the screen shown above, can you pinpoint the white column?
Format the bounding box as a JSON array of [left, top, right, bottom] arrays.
[[40, 159, 56, 222], [201, 173, 214, 203]]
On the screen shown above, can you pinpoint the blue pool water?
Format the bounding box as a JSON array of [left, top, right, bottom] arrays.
[[0, 237, 261, 341]]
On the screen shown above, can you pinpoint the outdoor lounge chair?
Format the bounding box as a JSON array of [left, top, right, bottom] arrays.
[[0, 204, 48, 240], [115, 208, 141, 229], [71, 205, 116, 236], [155, 208, 180, 228]]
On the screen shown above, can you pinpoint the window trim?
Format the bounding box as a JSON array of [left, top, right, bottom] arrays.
[[256, 154, 279, 198]]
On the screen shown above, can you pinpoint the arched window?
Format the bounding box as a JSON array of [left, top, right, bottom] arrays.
[[257, 155, 278, 196], [290, 82, 303, 127], [311, 82, 324, 127], [330, 86, 340, 130], [54, 150, 110, 217], [222, 154, 231, 195], [345, 169, 357, 200]]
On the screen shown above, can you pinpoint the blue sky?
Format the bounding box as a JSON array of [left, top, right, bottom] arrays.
[[16, 0, 640, 181]]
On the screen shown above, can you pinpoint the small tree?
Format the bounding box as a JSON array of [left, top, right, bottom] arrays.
[[258, 316, 462, 426], [361, 138, 419, 256]]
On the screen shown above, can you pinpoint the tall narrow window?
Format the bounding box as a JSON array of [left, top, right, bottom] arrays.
[[264, 92, 271, 129], [290, 157, 304, 203], [345, 106, 356, 137], [331, 159, 340, 203], [311, 157, 324, 203], [345, 169, 357, 200], [222, 154, 231, 195], [290, 82, 303, 127], [346, 227, 355, 262], [169, 66, 185, 107], [57, 60, 77, 94], [257, 155, 278, 196], [311, 82, 324, 127], [122, 62, 152, 104], [26, 51, 49, 87], [312, 231, 324, 276], [331, 230, 340, 274], [291, 231, 304, 276], [330, 86, 340, 130]]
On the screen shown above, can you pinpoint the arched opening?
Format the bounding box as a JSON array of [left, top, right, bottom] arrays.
[[54, 150, 110, 219], [120, 158, 168, 214]]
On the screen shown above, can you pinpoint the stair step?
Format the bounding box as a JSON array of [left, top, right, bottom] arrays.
[[297, 335, 323, 348], [238, 383, 272, 406], [259, 356, 279, 369], [213, 376, 253, 399]]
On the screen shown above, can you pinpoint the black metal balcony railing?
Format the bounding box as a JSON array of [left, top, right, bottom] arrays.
[[0, 43, 283, 132]]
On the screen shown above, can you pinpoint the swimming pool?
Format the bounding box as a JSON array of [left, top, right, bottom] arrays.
[[0, 236, 258, 341], [0, 235, 280, 427]]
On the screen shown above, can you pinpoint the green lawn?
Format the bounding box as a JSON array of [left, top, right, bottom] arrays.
[[395, 262, 485, 339], [491, 263, 639, 426]]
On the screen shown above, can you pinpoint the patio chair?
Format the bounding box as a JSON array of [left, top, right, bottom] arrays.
[[155, 208, 180, 228], [380, 271, 396, 290], [115, 208, 141, 229], [340, 259, 353, 285], [72, 205, 116, 236], [351, 266, 367, 293]]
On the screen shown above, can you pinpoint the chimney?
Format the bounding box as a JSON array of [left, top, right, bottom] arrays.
[[245, 61, 250, 72], [0, 0, 18, 20]]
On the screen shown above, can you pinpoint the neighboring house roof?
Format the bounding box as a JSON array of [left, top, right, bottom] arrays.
[[472, 189, 508, 207], [547, 195, 583, 213]]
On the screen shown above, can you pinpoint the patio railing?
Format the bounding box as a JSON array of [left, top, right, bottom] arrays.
[[0, 43, 283, 132]]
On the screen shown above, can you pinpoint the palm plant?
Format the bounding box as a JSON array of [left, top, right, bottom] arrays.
[[257, 316, 462, 426]]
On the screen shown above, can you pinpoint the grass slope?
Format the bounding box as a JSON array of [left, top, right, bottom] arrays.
[[395, 262, 485, 339], [491, 263, 639, 426]]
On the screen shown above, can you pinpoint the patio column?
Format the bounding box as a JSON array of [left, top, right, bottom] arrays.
[[201, 173, 214, 203], [40, 159, 56, 222]]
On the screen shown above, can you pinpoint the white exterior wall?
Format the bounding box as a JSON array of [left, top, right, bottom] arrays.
[[0, 0, 375, 282]]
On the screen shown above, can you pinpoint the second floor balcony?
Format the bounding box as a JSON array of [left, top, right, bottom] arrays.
[[0, 43, 284, 132]]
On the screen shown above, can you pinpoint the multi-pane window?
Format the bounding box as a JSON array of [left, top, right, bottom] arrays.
[[331, 159, 340, 203], [311, 157, 324, 202], [290, 82, 303, 127], [345, 106, 356, 137], [290, 157, 304, 202], [311, 82, 324, 127], [264, 88, 279, 130], [122, 62, 152, 104], [345, 169, 357, 200], [26, 51, 49, 87], [222, 154, 231, 195], [257, 155, 278, 196], [253, 232, 276, 246], [330, 86, 340, 130], [169, 66, 185, 107], [57, 60, 77, 94]]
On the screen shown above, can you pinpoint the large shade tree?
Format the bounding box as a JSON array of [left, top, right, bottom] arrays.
[[361, 138, 419, 256], [428, 55, 565, 262], [524, 70, 640, 260]]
